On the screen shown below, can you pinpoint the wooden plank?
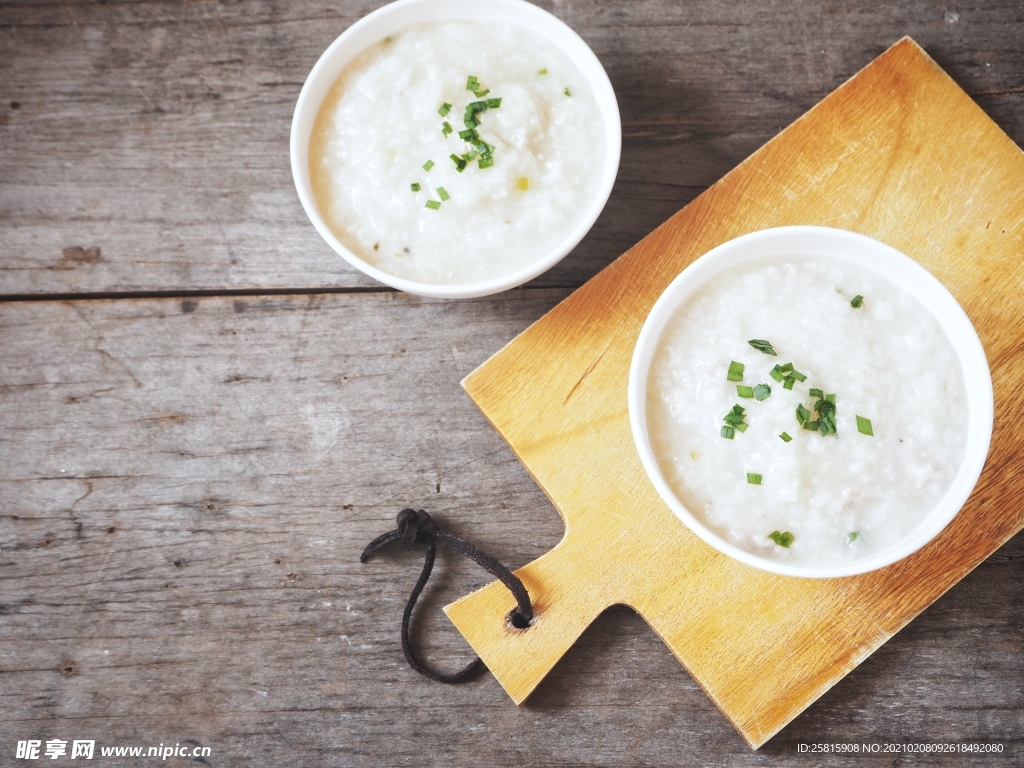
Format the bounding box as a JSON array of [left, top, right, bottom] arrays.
[[448, 38, 1024, 748], [0, 1, 1021, 296], [0, 294, 1020, 765]]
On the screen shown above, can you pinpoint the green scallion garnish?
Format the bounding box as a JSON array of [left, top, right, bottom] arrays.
[[437, 187, 449, 201], [769, 365, 784, 382], [485, 97, 502, 108], [466, 75, 480, 92], [796, 404, 811, 424], [450, 154, 467, 173], [779, 432, 792, 442], [727, 361, 745, 382], [721, 426, 735, 440], [478, 155, 494, 169], [441, 121, 453, 137], [748, 339, 777, 356], [753, 383, 771, 401], [458, 128, 478, 141], [564, 86, 571, 96], [769, 530, 794, 548], [782, 377, 796, 390], [735, 421, 749, 432], [809, 388, 823, 398], [856, 416, 874, 436], [851, 295, 864, 308], [723, 404, 746, 426], [803, 420, 819, 431], [737, 385, 755, 398], [789, 369, 807, 382], [410, 183, 420, 192], [747, 473, 763, 485], [425, 200, 441, 210], [423, 160, 434, 171], [438, 102, 452, 117]]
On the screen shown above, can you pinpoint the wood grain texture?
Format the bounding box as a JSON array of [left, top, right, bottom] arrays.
[[0, 294, 1020, 767], [449, 38, 1024, 748], [1, 0, 1023, 295]]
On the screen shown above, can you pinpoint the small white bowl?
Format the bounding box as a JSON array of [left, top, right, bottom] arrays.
[[628, 226, 993, 578], [290, 0, 621, 299]]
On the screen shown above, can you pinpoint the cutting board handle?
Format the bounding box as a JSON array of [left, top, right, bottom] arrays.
[[445, 534, 609, 704]]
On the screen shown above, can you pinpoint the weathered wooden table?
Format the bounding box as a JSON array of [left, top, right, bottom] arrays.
[[2, 1, 1021, 765]]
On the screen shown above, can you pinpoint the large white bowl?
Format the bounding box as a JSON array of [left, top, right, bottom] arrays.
[[290, 0, 621, 299], [628, 226, 994, 578]]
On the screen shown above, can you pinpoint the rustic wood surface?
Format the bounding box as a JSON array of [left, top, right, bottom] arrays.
[[1, 0, 1021, 765]]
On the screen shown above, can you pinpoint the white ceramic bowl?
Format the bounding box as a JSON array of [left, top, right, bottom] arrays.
[[290, 0, 621, 299], [628, 226, 993, 578]]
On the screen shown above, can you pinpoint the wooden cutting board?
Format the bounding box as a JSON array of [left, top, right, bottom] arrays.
[[444, 38, 1024, 748]]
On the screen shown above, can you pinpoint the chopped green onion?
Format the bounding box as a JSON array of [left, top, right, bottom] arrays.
[[721, 426, 735, 440], [818, 414, 836, 436], [464, 114, 480, 129], [846, 532, 859, 546], [856, 415, 874, 436], [450, 154, 467, 172], [779, 432, 792, 442], [796, 404, 811, 424], [485, 97, 502, 108], [425, 200, 441, 210], [826, 393, 836, 404], [769, 365, 785, 382], [466, 100, 488, 114], [769, 530, 794, 548], [441, 121, 453, 136], [466, 75, 480, 92], [780, 363, 793, 373], [410, 183, 420, 192], [782, 376, 796, 390], [422, 160, 434, 171], [753, 383, 771, 401], [789, 369, 807, 382], [737, 385, 755, 398], [564, 86, 571, 96], [809, 388, 823, 398], [735, 421, 749, 433], [803, 420, 819, 431], [458, 128, 478, 141], [748, 339, 777, 356], [438, 102, 452, 117], [478, 155, 494, 169], [462, 149, 479, 162], [851, 295, 864, 308], [538, 68, 548, 75], [516, 177, 530, 190], [474, 88, 490, 98], [727, 361, 745, 382], [436, 187, 449, 201], [746, 473, 763, 485]]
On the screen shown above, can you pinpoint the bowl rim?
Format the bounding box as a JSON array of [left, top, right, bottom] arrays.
[[627, 225, 994, 578], [289, 0, 622, 298]]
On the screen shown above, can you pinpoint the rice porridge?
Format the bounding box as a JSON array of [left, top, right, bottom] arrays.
[[309, 21, 604, 285], [646, 257, 968, 566]]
